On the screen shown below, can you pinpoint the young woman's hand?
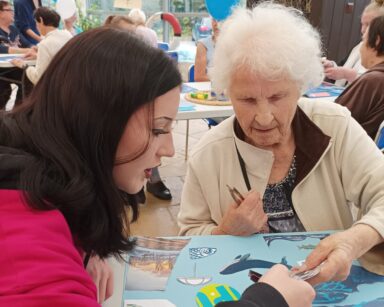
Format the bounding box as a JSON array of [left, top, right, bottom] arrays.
[[260, 264, 316, 307], [86, 255, 114, 303]]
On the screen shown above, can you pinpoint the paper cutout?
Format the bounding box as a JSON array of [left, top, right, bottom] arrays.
[[263, 233, 329, 246], [189, 247, 217, 259], [220, 253, 289, 275], [313, 265, 384, 304], [125, 237, 190, 291], [177, 263, 212, 286], [196, 284, 240, 307]]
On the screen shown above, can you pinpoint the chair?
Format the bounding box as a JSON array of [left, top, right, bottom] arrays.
[[188, 64, 195, 83], [166, 51, 178, 63], [375, 120, 384, 153], [157, 42, 170, 51], [188, 64, 218, 129]]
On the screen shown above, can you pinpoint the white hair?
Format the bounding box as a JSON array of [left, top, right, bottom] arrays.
[[128, 8, 146, 26], [211, 2, 324, 94], [364, 0, 384, 16]]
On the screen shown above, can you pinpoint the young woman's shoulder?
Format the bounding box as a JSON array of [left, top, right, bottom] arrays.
[[0, 189, 99, 306]]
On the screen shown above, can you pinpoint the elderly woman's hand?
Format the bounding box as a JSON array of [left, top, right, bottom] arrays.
[[213, 190, 268, 236], [299, 224, 383, 285]]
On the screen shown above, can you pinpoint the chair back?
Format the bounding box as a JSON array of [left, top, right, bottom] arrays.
[[188, 64, 195, 82], [158, 42, 170, 51], [375, 121, 384, 151], [166, 51, 178, 63]]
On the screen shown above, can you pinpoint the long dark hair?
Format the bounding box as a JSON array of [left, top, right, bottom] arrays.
[[0, 27, 181, 257]]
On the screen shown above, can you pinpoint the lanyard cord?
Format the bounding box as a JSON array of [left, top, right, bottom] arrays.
[[235, 141, 251, 191], [234, 140, 295, 210]]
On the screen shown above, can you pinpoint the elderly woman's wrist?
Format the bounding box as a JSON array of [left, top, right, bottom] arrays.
[[347, 224, 383, 257], [212, 225, 230, 235]]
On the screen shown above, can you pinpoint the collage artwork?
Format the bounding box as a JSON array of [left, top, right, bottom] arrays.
[[123, 232, 384, 307]]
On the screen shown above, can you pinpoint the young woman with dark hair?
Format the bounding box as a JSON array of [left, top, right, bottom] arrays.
[[0, 26, 182, 305]]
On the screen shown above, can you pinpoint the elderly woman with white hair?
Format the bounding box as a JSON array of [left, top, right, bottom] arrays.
[[178, 2, 384, 287], [128, 8, 157, 48]]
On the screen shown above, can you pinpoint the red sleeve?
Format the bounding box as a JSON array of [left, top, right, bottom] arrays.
[[0, 190, 99, 307]]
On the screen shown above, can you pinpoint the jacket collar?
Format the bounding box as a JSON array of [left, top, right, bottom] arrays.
[[234, 106, 331, 186]]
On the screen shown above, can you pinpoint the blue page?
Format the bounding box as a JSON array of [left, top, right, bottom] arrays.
[[123, 232, 384, 307], [304, 82, 345, 98]]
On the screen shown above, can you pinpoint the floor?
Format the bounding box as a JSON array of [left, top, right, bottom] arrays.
[[130, 119, 210, 237]]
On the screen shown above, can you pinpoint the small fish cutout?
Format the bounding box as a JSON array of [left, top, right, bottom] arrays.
[[189, 247, 217, 259]]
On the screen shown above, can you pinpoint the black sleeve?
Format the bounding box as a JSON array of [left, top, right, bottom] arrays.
[[216, 282, 289, 307]]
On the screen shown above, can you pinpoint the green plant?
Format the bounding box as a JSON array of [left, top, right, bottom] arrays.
[[76, 1, 102, 31]]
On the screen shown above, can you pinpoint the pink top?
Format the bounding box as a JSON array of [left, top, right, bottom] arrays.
[[0, 190, 99, 306]]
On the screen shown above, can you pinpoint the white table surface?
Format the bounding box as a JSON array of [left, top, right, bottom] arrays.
[[0, 54, 36, 68], [177, 82, 234, 120], [177, 82, 336, 120]]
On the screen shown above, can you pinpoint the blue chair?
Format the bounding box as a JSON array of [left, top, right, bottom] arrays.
[[187, 64, 218, 129], [158, 42, 170, 51], [166, 51, 178, 63], [188, 64, 195, 83], [375, 121, 384, 152]]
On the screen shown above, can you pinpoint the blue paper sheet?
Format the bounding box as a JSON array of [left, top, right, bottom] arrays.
[[123, 232, 384, 307], [178, 101, 195, 112], [304, 82, 345, 98]]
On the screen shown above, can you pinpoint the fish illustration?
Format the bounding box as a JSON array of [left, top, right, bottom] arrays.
[[189, 247, 217, 260], [298, 244, 317, 250], [313, 265, 384, 305], [219, 254, 290, 275], [263, 233, 329, 246]]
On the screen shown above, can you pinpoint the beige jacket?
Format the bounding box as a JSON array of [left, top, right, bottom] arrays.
[[26, 29, 72, 84], [178, 99, 384, 273]]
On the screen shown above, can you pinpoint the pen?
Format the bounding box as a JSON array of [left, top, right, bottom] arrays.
[[249, 270, 262, 283], [226, 185, 294, 220], [226, 184, 245, 206]]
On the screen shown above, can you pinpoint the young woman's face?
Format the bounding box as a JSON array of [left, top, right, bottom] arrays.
[[112, 86, 180, 194]]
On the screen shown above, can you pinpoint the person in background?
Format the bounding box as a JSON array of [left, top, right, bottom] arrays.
[[323, 0, 384, 86], [11, 7, 72, 85], [0, 27, 181, 305], [178, 3, 384, 285], [103, 14, 135, 31], [13, 0, 42, 45], [0, 0, 33, 110], [63, 12, 81, 36], [128, 8, 157, 48], [194, 17, 219, 82], [0, 0, 31, 54], [335, 15, 384, 140]]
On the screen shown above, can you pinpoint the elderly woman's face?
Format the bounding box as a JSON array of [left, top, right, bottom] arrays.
[[229, 69, 300, 149]]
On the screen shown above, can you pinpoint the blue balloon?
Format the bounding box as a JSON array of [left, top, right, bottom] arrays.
[[205, 0, 240, 21]]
